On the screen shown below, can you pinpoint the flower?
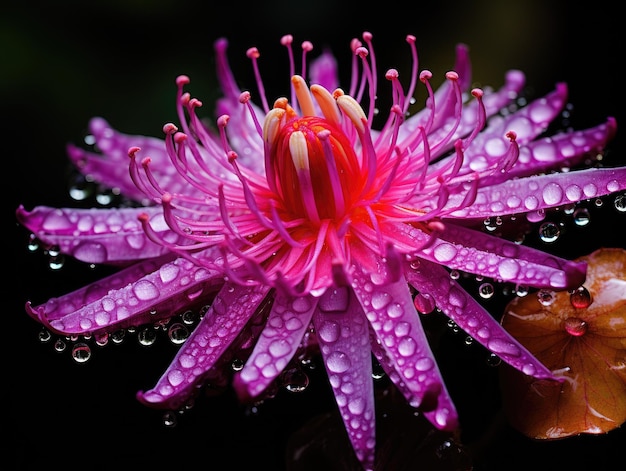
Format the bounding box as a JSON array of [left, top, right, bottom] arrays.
[[499, 247, 626, 439], [16, 32, 626, 470]]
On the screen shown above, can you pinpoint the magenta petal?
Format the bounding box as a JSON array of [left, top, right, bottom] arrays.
[[17, 205, 172, 263], [313, 287, 376, 471], [26, 255, 223, 335], [406, 258, 557, 380], [351, 265, 457, 431], [234, 291, 317, 400], [402, 222, 586, 290], [137, 283, 270, 410], [446, 167, 626, 219]]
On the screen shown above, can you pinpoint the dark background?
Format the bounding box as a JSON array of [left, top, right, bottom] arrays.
[[5, 1, 625, 469]]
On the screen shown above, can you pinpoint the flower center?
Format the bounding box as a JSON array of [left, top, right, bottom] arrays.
[[264, 88, 364, 224]]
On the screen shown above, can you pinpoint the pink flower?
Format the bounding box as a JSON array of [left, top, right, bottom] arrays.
[[16, 32, 626, 470]]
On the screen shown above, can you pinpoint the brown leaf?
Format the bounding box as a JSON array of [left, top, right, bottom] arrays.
[[499, 248, 626, 439]]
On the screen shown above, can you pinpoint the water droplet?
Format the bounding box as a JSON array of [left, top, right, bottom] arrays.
[[282, 368, 309, 392], [573, 207, 590, 226], [53, 338, 66, 352], [231, 358, 244, 371], [564, 317, 587, 336], [486, 353, 501, 367], [27, 234, 40, 252], [38, 329, 51, 343], [94, 332, 109, 346], [515, 284, 529, 297], [137, 327, 157, 346], [538, 221, 560, 243], [168, 323, 190, 344], [326, 350, 351, 373], [181, 310, 197, 325], [570, 286, 592, 309], [537, 289, 556, 306], [449, 270, 460, 280], [110, 330, 126, 344], [413, 292, 436, 314], [71, 343, 91, 363], [615, 193, 626, 212], [163, 411, 178, 427], [478, 283, 494, 299]]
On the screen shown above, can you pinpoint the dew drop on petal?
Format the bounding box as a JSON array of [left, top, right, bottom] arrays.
[[433, 243, 458, 262], [133, 280, 159, 301], [326, 350, 351, 373], [498, 259, 520, 281], [537, 289, 556, 306], [318, 320, 340, 343], [397, 337, 417, 357], [542, 182, 563, 205], [570, 286, 592, 308], [564, 317, 588, 336], [487, 338, 521, 357]]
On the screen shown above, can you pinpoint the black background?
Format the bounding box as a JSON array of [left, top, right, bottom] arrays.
[[5, 1, 625, 469]]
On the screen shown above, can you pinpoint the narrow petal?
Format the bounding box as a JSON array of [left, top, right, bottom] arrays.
[[137, 283, 271, 409], [405, 258, 557, 380], [398, 222, 586, 290], [17, 205, 172, 263], [350, 263, 457, 431], [26, 255, 223, 335], [234, 291, 317, 400], [444, 167, 626, 219], [313, 287, 376, 471]]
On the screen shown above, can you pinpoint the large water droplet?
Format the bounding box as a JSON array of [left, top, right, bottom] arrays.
[[168, 323, 189, 344], [570, 286, 592, 308], [564, 317, 588, 336], [538, 221, 560, 243], [71, 343, 91, 363], [326, 350, 351, 373]]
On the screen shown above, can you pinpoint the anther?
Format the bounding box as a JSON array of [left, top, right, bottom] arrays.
[[246, 47, 260, 59]]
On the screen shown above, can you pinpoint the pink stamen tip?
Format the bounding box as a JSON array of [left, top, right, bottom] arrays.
[[362, 31, 373, 41], [174, 132, 187, 144], [189, 98, 202, 108], [356, 46, 368, 58], [280, 34, 293, 46], [180, 93, 190, 105], [163, 123, 178, 134], [228, 151, 238, 162], [246, 47, 260, 59], [350, 38, 362, 52], [446, 71, 459, 81], [419, 70, 432, 81], [406, 34, 416, 44], [138, 213, 150, 223], [176, 75, 190, 86], [161, 193, 172, 204], [239, 91, 251, 103], [506, 130, 518, 141], [128, 146, 141, 158], [217, 115, 230, 128], [391, 104, 403, 115], [471, 88, 484, 98], [385, 68, 399, 80], [301, 41, 313, 52], [141, 157, 152, 166]]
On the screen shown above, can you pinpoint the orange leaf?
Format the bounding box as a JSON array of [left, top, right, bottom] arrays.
[[499, 248, 626, 439]]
